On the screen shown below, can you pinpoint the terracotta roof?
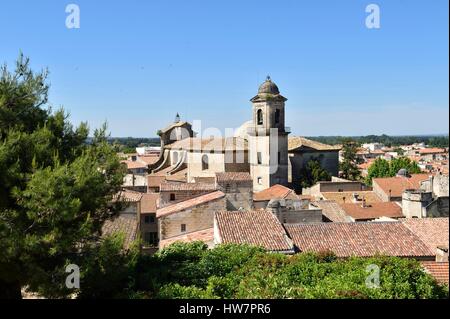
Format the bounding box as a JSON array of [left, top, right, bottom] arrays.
[[340, 202, 403, 221], [159, 228, 214, 249], [215, 210, 294, 253], [113, 190, 143, 202], [138, 155, 160, 165], [419, 148, 446, 155], [160, 181, 216, 192], [288, 137, 341, 152], [373, 174, 430, 198], [156, 190, 225, 218], [167, 137, 248, 152], [101, 215, 138, 250], [253, 184, 298, 201], [311, 200, 353, 223], [147, 168, 188, 187], [216, 172, 252, 183], [421, 262, 449, 285], [322, 191, 381, 204], [147, 175, 167, 188], [401, 218, 449, 251], [141, 193, 159, 213], [285, 222, 435, 258], [121, 160, 148, 170]]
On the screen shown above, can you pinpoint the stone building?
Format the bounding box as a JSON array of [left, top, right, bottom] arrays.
[[147, 77, 338, 193], [156, 191, 226, 243], [215, 172, 253, 211]]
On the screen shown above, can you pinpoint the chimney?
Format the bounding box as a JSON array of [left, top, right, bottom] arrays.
[[388, 189, 392, 201], [361, 198, 367, 208]]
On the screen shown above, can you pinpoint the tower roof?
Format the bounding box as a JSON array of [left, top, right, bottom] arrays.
[[258, 76, 280, 94], [251, 75, 287, 102]]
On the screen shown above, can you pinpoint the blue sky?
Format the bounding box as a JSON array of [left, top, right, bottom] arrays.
[[1, 0, 448, 137]]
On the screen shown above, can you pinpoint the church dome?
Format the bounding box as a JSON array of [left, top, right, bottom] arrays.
[[258, 76, 280, 95]]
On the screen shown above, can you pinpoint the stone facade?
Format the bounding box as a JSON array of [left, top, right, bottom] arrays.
[[402, 190, 434, 218], [266, 199, 322, 224], [158, 197, 226, 241]]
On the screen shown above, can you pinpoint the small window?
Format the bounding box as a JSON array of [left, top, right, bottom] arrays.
[[257, 152, 262, 165], [170, 193, 176, 201], [144, 215, 155, 224], [257, 177, 263, 185], [181, 224, 187, 232], [202, 155, 209, 170], [275, 109, 280, 124], [225, 183, 231, 192], [278, 152, 281, 164], [144, 232, 158, 246], [257, 109, 263, 125]]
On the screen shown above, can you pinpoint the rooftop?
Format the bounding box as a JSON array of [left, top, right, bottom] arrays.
[[159, 228, 214, 249], [288, 137, 341, 152], [372, 174, 431, 198], [215, 210, 294, 253], [166, 137, 248, 152], [101, 215, 138, 250], [311, 200, 353, 223], [321, 191, 381, 204], [421, 261, 449, 285], [284, 222, 435, 258], [401, 218, 449, 251], [340, 202, 403, 221], [253, 184, 298, 202], [141, 193, 159, 213], [156, 190, 225, 218], [160, 181, 216, 192], [215, 172, 252, 183]]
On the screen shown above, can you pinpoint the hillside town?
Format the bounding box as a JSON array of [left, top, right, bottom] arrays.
[[110, 78, 449, 286]]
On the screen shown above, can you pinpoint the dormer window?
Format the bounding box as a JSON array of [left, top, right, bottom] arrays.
[[257, 109, 263, 125]]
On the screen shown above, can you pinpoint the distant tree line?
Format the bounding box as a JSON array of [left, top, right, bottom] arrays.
[[307, 135, 449, 148], [106, 137, 160, 153]]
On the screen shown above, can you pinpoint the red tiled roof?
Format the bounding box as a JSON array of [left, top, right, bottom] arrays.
[[340, 202, 403, 221], [284, 222, 435, 258], [401, 218, 449, 251], [138, 155, 160, 165], [373, 174, 430, 198], [253, 184, 298, 201], [141, 193, 159, 213], [156, 190, 225, 218], [421, 262, 449, 285], [113, 190, 143, 202], [159, 228, 214, 249], [311, 200, 352, 223], [160, 181, 216, 192], [101, 215, 138, 250], [419, 148, 446, 155], [322, 191, 381, 204], [121, 160, 148, 170], [216, 172, 252, 183], [215, 210, 294, 253]]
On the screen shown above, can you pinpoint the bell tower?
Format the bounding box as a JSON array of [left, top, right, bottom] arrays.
[[248, 76, 289, 192]]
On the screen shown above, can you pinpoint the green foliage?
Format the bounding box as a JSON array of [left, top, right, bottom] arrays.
[[339, 139, 361, 181], [298, 159, 331, 188], [0, 54, 125, 298], [366, 157, 422, 185], [125, 243, 448, 299]]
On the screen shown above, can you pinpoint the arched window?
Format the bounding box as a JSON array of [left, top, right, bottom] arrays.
[[202, 154, 209, 170], [257, 109, 263, 125]]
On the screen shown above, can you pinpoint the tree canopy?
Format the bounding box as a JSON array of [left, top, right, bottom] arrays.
[[339, 139, 361, 181], [0, 53, 125, 298], [298, 159, 331, 189], [365, 157, 422, 185]]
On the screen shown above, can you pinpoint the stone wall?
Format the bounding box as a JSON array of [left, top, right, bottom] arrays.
[[159, 189, 214, 208], [158, 197, 226, 240], [216, 181, 253, 211]]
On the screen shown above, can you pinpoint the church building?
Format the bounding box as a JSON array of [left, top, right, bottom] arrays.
[[148, 77, 339, 193]]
